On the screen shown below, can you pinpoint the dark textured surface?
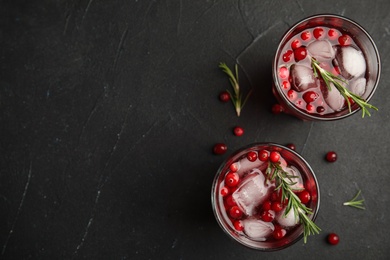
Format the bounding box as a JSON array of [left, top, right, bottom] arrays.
[[1, 0, 390, 259]]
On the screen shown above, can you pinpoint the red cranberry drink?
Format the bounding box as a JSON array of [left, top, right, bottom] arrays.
[[211, 143, 320, 250], [273, 14, 380, 120]]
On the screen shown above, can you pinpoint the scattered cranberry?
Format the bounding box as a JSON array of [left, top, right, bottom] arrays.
[[303, 91, 319, 103], [291, 39, 301, 49], [279, 66, 289, 79], [327, 233, 340, 245], [229, 206, 243, 219], [233, 220, 244, 231], [298, 190, 311, 204], [225, 172, 239, 187], [246, 151, 257, 162], [283, 50, 293, 62], [260, 210, 275, 222], [269, 151, 280, 163], [301, 31, 311, 41], [294, 46, 307, 61], [262, 200, 272, 211], [233, 126, 244, 136], [213, 143, 227, 155], [326, 151, 337, 162], [313, 27, 324, 39], [286, 143, 296, 151], [272, 103, 284, 114], [271, 202, 283, 212], [220, 186, 230, 197], [273, 226, 287, 239], [219, 91, 230, 102], [328, 29, 339, 40], [258, 150, 269, 161]]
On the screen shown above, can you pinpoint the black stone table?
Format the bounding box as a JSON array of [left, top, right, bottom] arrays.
[[1, 1, 389, 259]]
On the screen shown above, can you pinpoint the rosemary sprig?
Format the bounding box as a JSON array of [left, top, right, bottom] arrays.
[[266, 161, 321, 243], [343, 190, 365, 210], [219, 62, 252, 117], [311, 58, 378, 118]]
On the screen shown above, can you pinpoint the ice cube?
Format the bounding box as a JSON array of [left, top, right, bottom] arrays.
[[334, 46, 366, 79], [282, 165, 304, 191], [276, 208, 299, 227], [235, 152, 266, 177], [232, 171, 273, 216], [348, 77, 366, 97], [290, 64, 319, 92], [321, 82, 345, 111], [307, 40, 335, 62], [242, 217, 274, 241]]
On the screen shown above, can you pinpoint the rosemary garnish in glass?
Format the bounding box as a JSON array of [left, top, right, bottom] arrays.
[[219, 62, 252, 117], [343, 190, 365, 210], [266, 161, 321, 243], [311, 58, 378, 118]]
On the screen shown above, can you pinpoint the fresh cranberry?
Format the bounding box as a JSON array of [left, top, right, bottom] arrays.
[[301, 31, 311, 41], [260, 210, 275, 222], [233, 220, 244, 231], [317, 106, 325, 113], [273, 227, 287, 240], [279, 66, 289, 79], [271, 190, 281, 202], [306, 103, 316, 113], [291, 39, 301, 49], [229, 206, 243, 219], [282, 80, 291, 90], [213, 143, 227, 155], [233, 126, 244, 136], [332, 66, 341, 75], [229, 163, 239, 172], [219, 91, 230, 102], [258, 150, 269, 161], [313, 27, 324, 39], [327, 233, 340, 245], [295, 98, 305, 109], [286, 143, 296, 151], [272, 103, 284, 114], [224, 195, 237, 208], [287, 89, 297, 100], [338, 35, 351, 46], [326, 151, 337, 162], [225, 172, 239, 187], [303, 91, 319, 103], [262, 200, 272, 211], [271, 201, 283, 212], [269, 151, 280, 163], [282, 50, 293, 62], [328, 29, 339, 40], [298, 190, 311, 204], [220, 186, 230, 197], [294, 46, 307, 61], [246, 151, 257, 162]]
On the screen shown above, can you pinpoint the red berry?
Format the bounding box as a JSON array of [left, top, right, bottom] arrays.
[[306, 103, 316, 113], [298, 190, 311, 204], [213, 143, 227, 155], [279, 66, 289, 79], [326, 151, 337, 162], [220, 186, 230, 197], [301, 31, 311, 41], [225, 172, 239, 187], [313, 27, 324, 39], [258, 150, 269, 161], [224, 195, 237, 208], [271, 202, 283, 212], [269, 151, 280, 163], [233, 220, 244, 231], [303, 91, 319, 103], [229, 206, 243, 219], [282, 50, 293, 62], [338, 34, 351, 46], [286, 143, 296, 151], [328, 29, 339, 40], [273, 227, 287, 239], [327, 233, 340, 245], [271, 190, 281, 202], [247, 151, 257, 162], [260, 210, 275, 222], [294, 46, 307, 61], [271, 103, 284, 114], [317, 106, 325, 113], [229, 163, 239, 172], [282, 80, 291, 90], [287, 89, 297, 100], [291, 39, 301, 49], [332, 66, 341, 75], [219, 91, 230, 102], [233, 126, 244, 136], [262, 200, 272, 211]]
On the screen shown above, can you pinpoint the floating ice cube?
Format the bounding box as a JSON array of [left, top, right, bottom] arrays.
[[321, 82, 345, 111], [276, 208, 299, 227], [334, 46, 366, 79], [307, 40, 335, 62], [235, 153, 266, 177], [242, 217, 274, 241], [232, 171, 273, 216], [290, 64, 319, 92], [348, 77, 366, 97], [282, 165, 304, 191]]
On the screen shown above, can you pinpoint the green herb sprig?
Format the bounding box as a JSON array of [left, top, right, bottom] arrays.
[[311, 58, 378, 118], [219, 62, 252, 117], [266, 161, 321, 243], [343, 190, 365, 210]]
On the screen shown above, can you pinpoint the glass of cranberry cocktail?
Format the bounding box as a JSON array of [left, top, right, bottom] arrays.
[[272, 14, 381, 120], [211, 143, 320, 251]]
